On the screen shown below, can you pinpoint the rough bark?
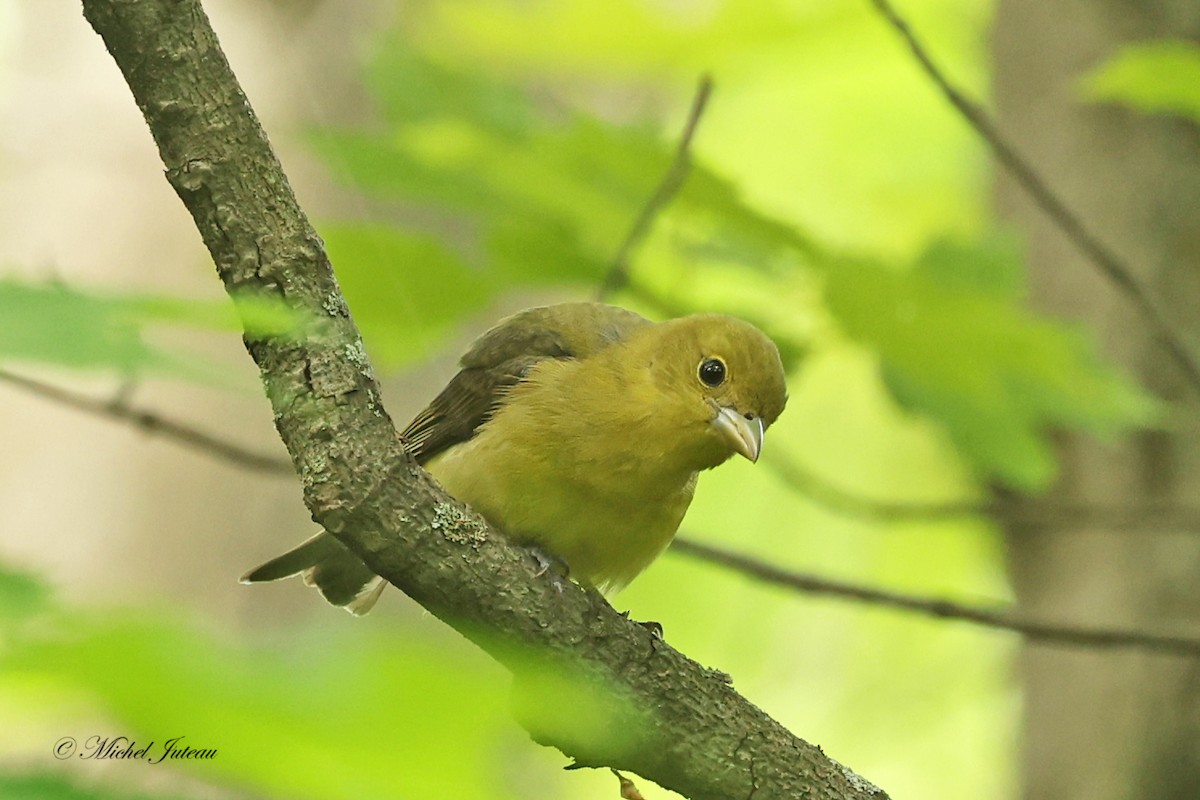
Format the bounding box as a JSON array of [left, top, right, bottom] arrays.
[[79, 1, 887, 798], [994, 1, 1200, 798]]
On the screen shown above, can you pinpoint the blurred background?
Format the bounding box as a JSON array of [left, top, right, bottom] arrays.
[[1, 0, 1198, 798]]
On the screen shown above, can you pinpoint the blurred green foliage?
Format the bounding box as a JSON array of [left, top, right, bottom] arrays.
[[315, 27, 1151, 490], [0, 772, 193, 800], [3, 1, 1169, 800], [311, 48, 813, 369], [0, 279, 308, 379], [0, 567, 558, 800], [823, 238, 1156, 488], [1080, 39, 1200, 121]]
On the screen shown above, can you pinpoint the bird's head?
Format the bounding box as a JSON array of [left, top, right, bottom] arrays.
[[641, 314, 788, 470]]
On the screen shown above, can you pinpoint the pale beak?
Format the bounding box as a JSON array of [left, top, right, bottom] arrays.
[[711, 406, 764, 462]]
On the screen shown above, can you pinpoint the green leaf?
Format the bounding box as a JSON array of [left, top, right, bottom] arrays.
[[1080, 40, 1200, 121], [674, 164, 819, 269], [823, 237, 1158, 489], [308, 46, 831, 372], [0, 280, 182, 374], [308, 129, 504, 213], [365, 48, 535, 136], [322, 224, 500, 365], [131, 290, 313, 341], [0, 279, 309, 377]]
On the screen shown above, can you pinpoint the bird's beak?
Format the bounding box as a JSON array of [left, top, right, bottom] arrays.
[[711, 406, 764, 463]]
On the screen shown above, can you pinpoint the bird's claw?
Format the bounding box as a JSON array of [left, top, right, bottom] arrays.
[[529, 546, 570, 593], [618, 610, 664, 639], [638, 619, 664, 639]]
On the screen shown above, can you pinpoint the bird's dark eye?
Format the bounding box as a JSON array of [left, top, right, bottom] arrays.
[[698, 357, 727, 387]]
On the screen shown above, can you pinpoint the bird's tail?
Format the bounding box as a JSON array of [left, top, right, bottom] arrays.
[[240, 531, 386, 615]]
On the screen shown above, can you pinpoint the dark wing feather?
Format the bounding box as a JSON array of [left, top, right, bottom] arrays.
[[401, 302, 650, 464]]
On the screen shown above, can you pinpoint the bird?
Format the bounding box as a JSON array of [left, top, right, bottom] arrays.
[[242, 302, 788, 614]]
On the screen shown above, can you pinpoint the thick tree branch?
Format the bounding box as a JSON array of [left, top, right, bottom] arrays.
[[79, 1, 885, 798]]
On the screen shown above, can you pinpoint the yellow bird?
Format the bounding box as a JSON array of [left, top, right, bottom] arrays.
[[243, 302, 788, 613]]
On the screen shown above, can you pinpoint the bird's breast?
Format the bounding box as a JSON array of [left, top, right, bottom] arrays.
[[422, 408, 697, 592]]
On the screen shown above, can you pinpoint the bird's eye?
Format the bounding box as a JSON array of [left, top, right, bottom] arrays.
[[698, 357, 727, 387]]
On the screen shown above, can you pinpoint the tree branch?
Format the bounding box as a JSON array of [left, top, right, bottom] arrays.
[[79, 1, 885, 798], [865, 0, 1200, 394], [0, 368, 291, 474], [672, 539, 1200, 658], [766, 450, 1200, 534]]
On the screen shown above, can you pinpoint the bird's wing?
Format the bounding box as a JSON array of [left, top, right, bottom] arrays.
[[401, 302, 650, 463]]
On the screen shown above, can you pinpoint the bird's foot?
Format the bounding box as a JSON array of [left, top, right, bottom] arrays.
[[528, 546, 570, 593], [619, 609, 664, 640], [638, 620, 664, 639]]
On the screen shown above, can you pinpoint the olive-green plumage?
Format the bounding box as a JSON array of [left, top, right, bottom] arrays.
[[242, 302, 787, 613]]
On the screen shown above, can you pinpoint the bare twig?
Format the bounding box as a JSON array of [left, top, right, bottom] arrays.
[[0, 368, 292, 474], [598, 75, 714, 298], [865, 0, 1200, 393], [767, 450, 1200, 533], [672, 538, 1200, 657], [766, 450, 985, 523]]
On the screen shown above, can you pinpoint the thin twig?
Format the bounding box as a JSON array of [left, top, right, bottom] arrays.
[[766, 450, 985, 523], [0, 368, 292, 474], [766, 450, 1200, 533], [598, 75, 714, 298], [672, 538, 1200, 657], [865, 0, 1200, 393]]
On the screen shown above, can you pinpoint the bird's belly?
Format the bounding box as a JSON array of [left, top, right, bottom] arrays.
[[424, 441, 694, 591], [509, 481, 690, 591]]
